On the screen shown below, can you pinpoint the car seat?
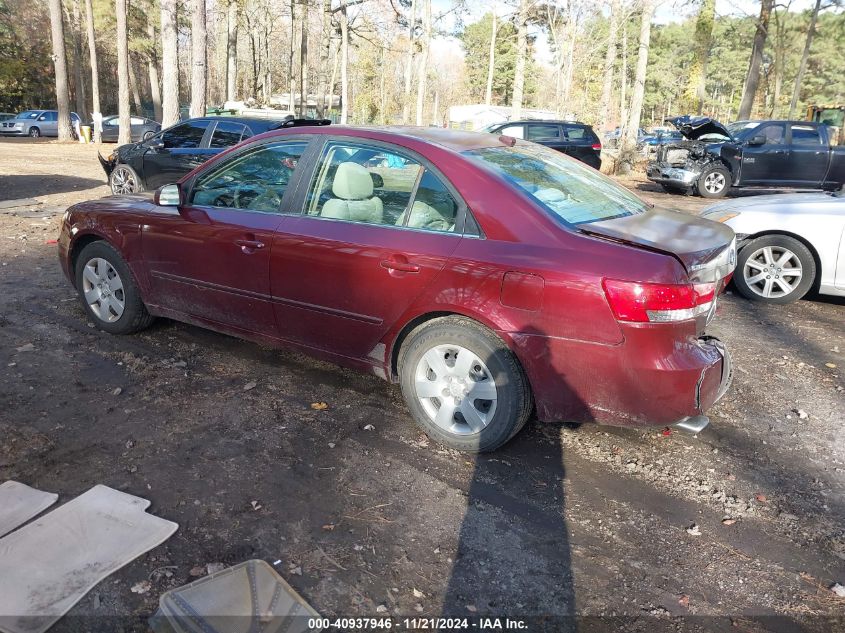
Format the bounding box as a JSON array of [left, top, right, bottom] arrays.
[[321, 162, 383, 224]]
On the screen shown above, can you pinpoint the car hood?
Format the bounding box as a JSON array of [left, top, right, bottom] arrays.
[[702, 192, 843, 215], [666, 116, 733, 141], [584, 206, 736, 281]]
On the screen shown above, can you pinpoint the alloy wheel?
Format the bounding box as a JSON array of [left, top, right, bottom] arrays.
[[111, 166, 137, 194], [743, 246, 803, 299], [414, 344, 497, 436], [703, 171, 726, 194], [81, 257, 126, 322]]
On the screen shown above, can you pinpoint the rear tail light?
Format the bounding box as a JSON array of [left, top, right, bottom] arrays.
[[602, 279, 717, 323], [591, 142, 602, 151]]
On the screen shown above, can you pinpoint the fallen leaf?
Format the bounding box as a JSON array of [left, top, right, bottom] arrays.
[[189, 566, 205, 577], [686, 524, 702, 536], [722, 518, 737, 526], [376, 605, 387, 613], [363, 424, 375, 430], [466, 605, 477, 613], [130, 580, 151, 594], [243, 381, 257, 391], [678, 594, 690, 608], [755, 493, 768, 503], [251, 500, 262, 511], [112, 387, 122, 396], [825, 363, 837, 369], [831, 583, 845, 598], [322, 524, 335, 531], [311, 402, 328, 410], [413, 588, 424, 598], [15, 343, 34, 353]]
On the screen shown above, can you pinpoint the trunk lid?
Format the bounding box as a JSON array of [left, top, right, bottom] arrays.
[[583, 205, 737, 282]]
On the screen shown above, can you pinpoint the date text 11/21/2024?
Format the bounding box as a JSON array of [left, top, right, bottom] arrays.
[[306, 617, 529, 630]]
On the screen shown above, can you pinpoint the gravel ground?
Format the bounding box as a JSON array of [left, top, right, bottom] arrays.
[[1, 139, 843, 632]]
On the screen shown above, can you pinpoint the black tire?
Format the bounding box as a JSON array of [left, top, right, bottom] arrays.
[[109, 164, 143, 195], [697, 165, 731, 198], [74, 241, 154, 334], [398, 316, 533, 453], [733, 235, 816, 304], [28, 127, 40, 138]]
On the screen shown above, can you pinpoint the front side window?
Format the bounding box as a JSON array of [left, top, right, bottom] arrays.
[[104, 118, 119, 127], [16, 111, 40, 120], [465, 143, 647, 225], [209, 121, 246, 148], [791, 125, 822, 145], [162, 120, 210, 149], [190, 141, 308, 213], [758, 123, 785, 144]]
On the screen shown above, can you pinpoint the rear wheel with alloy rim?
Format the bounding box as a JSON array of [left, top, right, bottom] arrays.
[[733, 235, 815, 304], [74, 241, 154, 334], [109, 164, 143, 195], [398, 316, 532, 452], [697, 165, 730, 198]]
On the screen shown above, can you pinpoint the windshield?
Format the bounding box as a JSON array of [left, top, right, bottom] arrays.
[[15, 111, 41, 120], [465, 144, 648, 225], [726, 121, 760, 139]]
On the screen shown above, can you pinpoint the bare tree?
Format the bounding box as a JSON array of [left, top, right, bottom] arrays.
[[84, 0, 101, 141], [599, 0, 619, 133], [402, 0, 417, 124], [289, 0, 297, 113], [68, 0, 88, 121], [339, 2, 349, 123], [620, 0, 656, 157], [190, 0, 207, 118], [511, 0, 530, 119], [738, 0, 773, 120], [128, 56, 143, 113], [48, 0, 73, 140], [316, 0, 333, 117], [485, 10, 497, 106], [415, 0, 431, 125], [161, 0, 179, 126], [227, 0, 239, 103], [300, 0, 309, 117], [116, 0, 131, 144], [146, 14, 162, 122], [788, 0, 823, 118]]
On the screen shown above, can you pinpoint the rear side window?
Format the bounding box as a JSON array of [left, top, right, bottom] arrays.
[[162, 120, 210, 149], [209, 121, 246, 148], [791, 125, 822, 145], [563, 125, 597, 141], [526, 124, 561, 140]]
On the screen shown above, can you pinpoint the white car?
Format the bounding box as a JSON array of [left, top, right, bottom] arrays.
[[701, 191, 845, 303]]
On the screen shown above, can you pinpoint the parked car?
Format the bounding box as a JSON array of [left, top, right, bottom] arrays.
[[99, 116, 329, 194], [638, 129, 683, 150], [647, 116, 845, 198], [0, 112, 15, 122], [95, 115, 161, 143], [0, 110, 81, 137], [61, 127, 736, 451], [604, 127, 647, 149], [481, 120, 603, 170], [701, 189, 845, 303]]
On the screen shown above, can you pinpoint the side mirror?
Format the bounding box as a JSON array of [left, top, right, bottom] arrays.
[[155, 184, 181, 207], [747, 134, 766, 146], [147, 137, 165, 149]]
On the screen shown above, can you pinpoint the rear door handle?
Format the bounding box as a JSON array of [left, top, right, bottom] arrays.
[[380, 259, 420, 273], [235, 239, 265, 251]]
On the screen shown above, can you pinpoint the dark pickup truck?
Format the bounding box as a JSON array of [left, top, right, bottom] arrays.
[[646, 117, 845, 198]]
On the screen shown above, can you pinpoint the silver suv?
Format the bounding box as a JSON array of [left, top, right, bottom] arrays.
[[0, 110, 81, 138]]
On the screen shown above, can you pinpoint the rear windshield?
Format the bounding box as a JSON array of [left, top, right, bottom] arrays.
[[464, 143, 648, 225]]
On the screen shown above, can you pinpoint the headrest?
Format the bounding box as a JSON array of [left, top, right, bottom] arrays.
[[332, 162, 374, 200]]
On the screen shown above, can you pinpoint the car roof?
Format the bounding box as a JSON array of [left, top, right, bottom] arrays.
[[264, 125, 507, 152], [495, 119, 589, 126]]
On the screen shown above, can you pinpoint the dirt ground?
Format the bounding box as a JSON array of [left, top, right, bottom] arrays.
[[1, 139, 844, 632]]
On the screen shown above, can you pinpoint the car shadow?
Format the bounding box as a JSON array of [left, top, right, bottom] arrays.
[[441, 326, 579, 630], [0, 174, 105, 201]]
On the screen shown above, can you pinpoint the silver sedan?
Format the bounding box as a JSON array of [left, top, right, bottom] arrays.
[[701, 191, 845, 303]]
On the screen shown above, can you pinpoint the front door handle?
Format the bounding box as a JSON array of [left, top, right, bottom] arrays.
[[235, 238, 265, 252], [380, 259, 420, 273]]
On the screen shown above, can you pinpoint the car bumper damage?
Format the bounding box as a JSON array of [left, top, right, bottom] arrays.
[[98, 152, 117, 178], [646, 142, 722, 190]]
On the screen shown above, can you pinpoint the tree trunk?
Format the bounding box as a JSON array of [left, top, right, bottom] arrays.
[[300, 0, 309, 117], [190, 0, 207, 118], [682, 0, 715, 114], [146, 15, 162, 122], [70, 0, 88, 121], [226, 0, 239, 103], [289, 0, 297, 113], [160, 0, 180, 126], [599, 0, 619, 133], [415, 0, 431, 126], [339, 5, 349, 124], [621, 0, 656, 156], [379, 45, 387, 124], [401, 0, 416, 124], [327, 38, 339, 117], [84, 0, 101, 141], [128, 56, 143, 114], [511, 0, 529, 119], [788, 0, 822, 119], [738, 0, 773, 120], [316, 0, 332, 117], [116, 0, 131, 144], [484, 11, 496, 106], [48, 0, 73, 140], [619, 23, 627, 132]]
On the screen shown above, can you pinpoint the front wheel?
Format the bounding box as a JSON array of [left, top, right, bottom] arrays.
[[75, 241, 154, 334], [109, 164, 143, 195], [28, 127, 40, 138], [733, 235, 816, 304], [398, 316, 533, 453], [697, 165, 730, 198]]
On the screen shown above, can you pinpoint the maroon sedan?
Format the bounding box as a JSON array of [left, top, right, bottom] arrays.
[[58, 126, 736, 452]]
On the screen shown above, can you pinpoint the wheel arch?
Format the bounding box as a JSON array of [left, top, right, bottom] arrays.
[[69, 232, 111, 285], [738, 230, 823, 292]]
